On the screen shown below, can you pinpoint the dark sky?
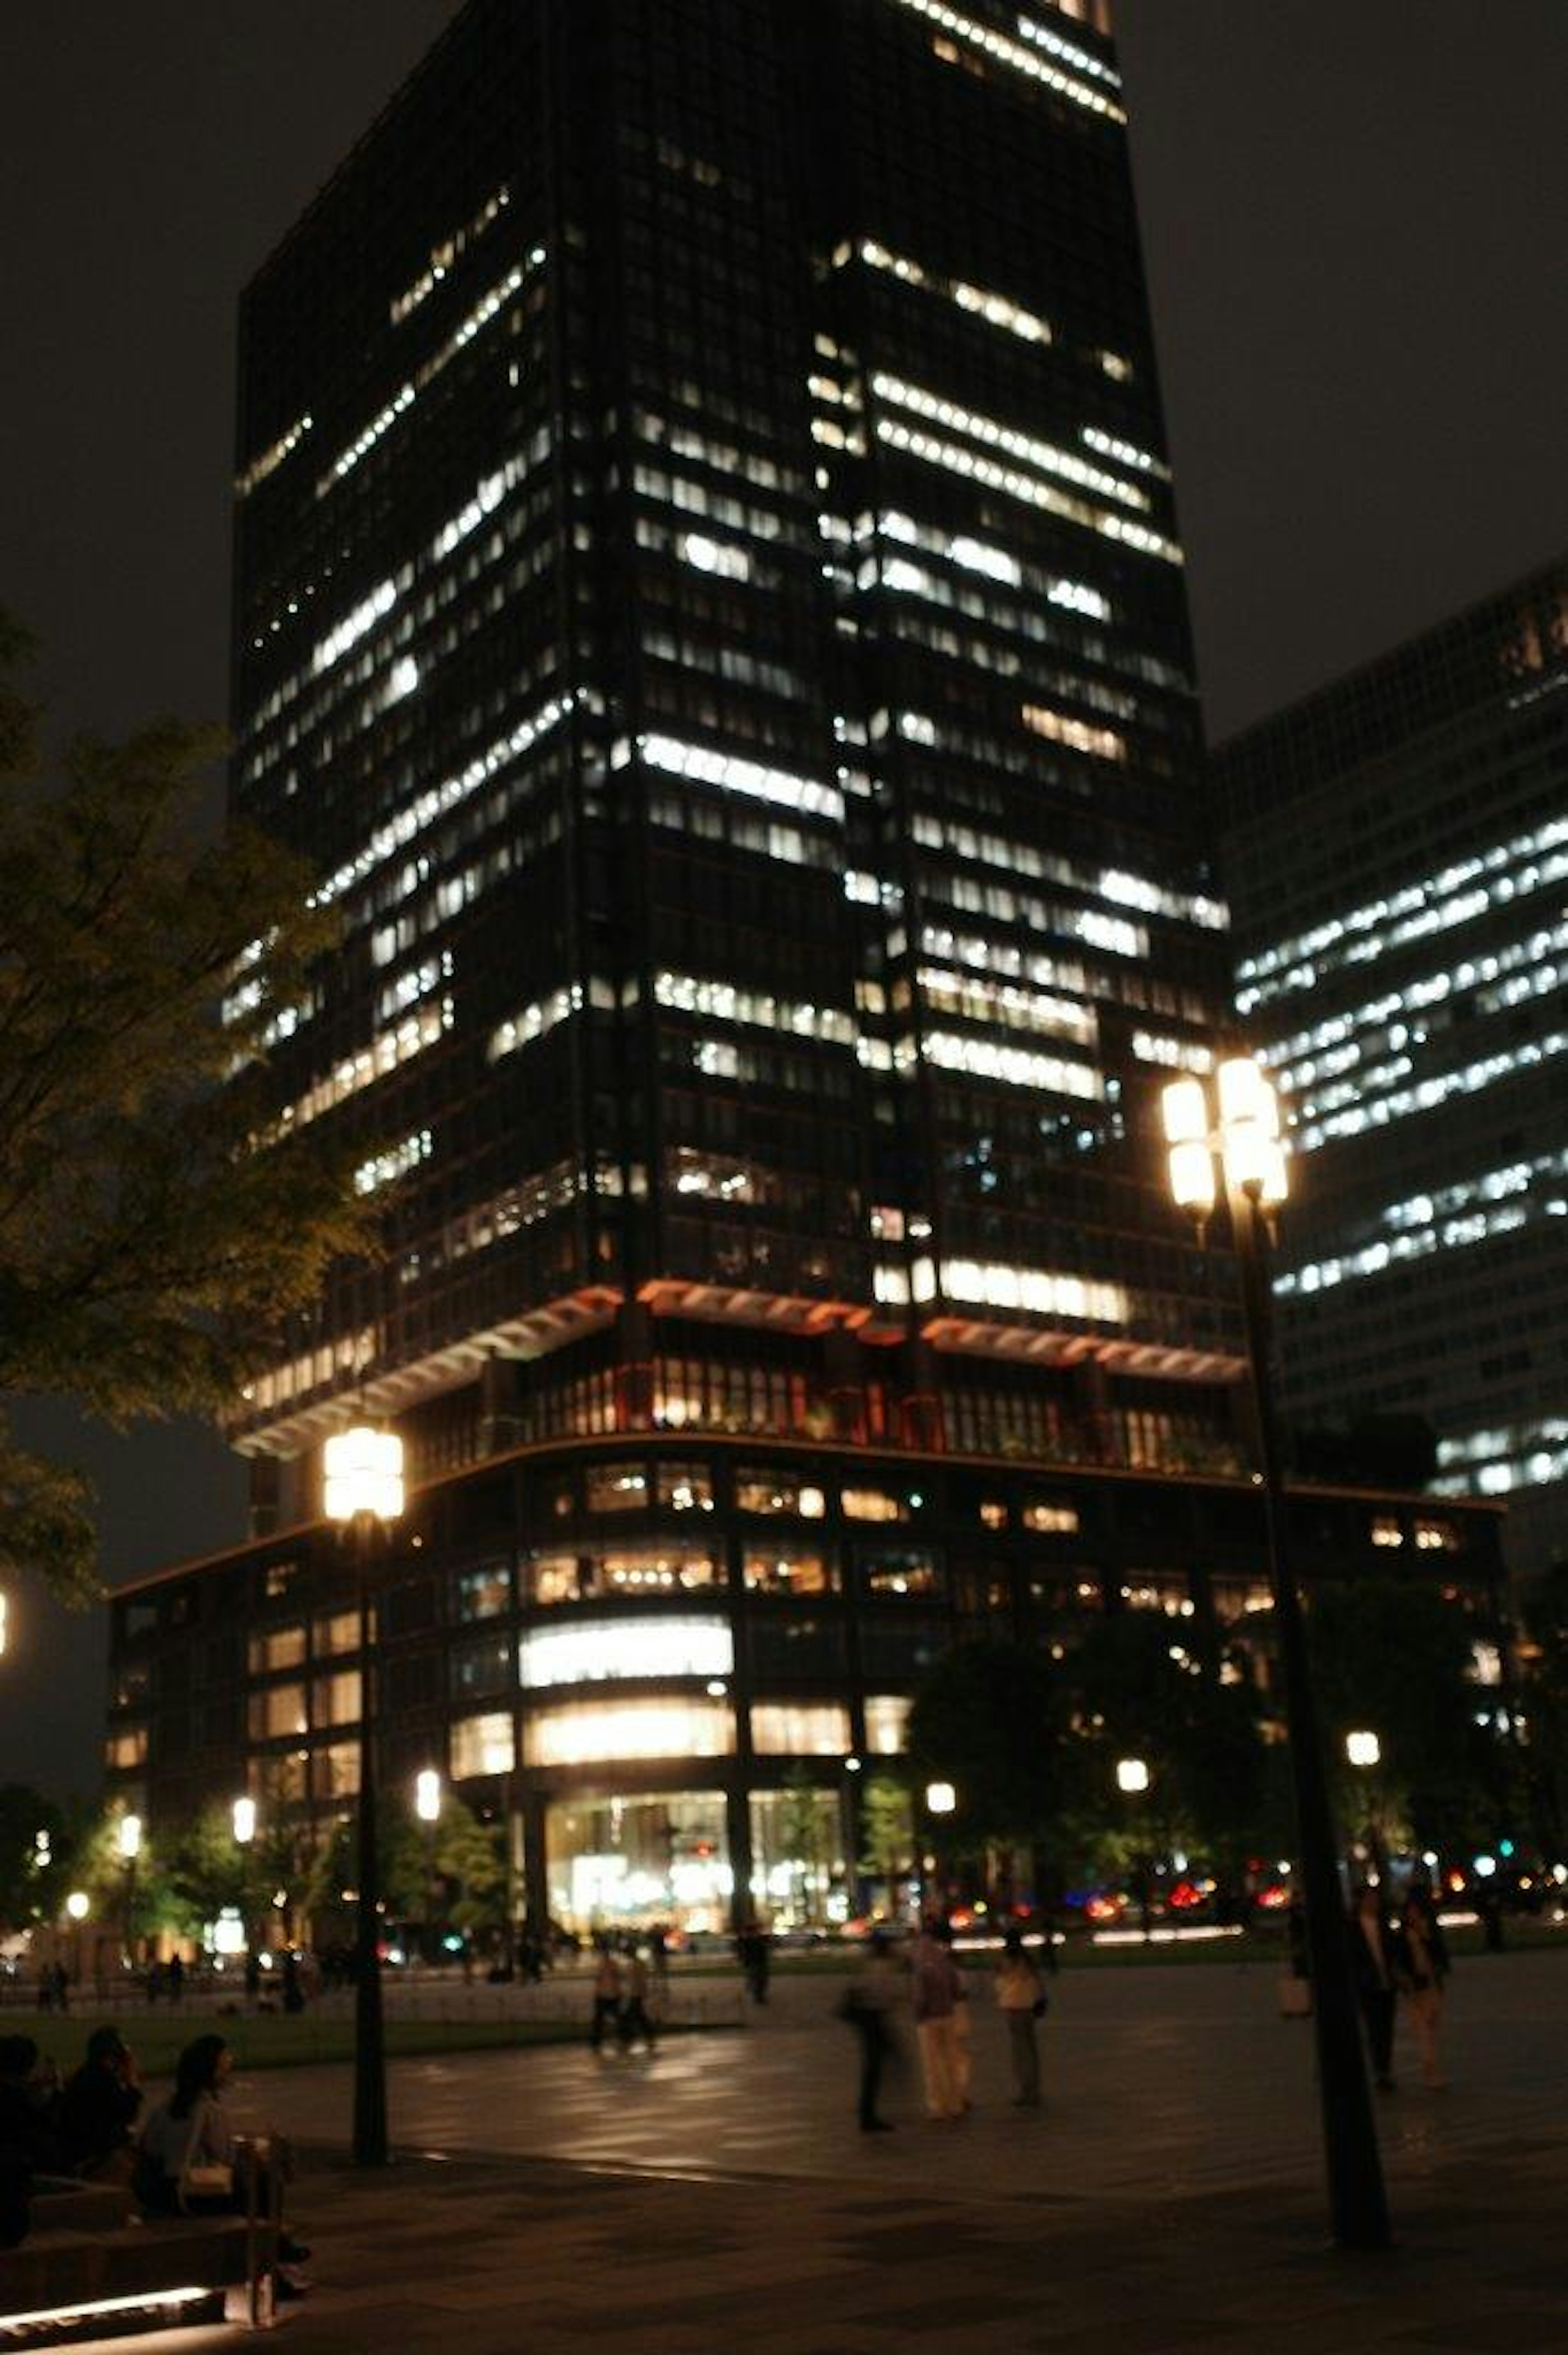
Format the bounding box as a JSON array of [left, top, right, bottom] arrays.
[[3, 2, 1567, 1797]]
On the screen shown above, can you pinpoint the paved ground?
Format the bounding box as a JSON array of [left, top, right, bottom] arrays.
[[61, 1951, 1568, 2353]]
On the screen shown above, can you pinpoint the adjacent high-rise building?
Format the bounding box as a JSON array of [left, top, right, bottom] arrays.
[[1214, 558, 1568, 1574], [102, 0, 1509, 1935]]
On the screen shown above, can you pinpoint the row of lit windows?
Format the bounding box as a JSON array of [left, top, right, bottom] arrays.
[[887, 0, 1125, 123], [1435, 1418, 1568, 1498], [389, 184, 510, 326], [907, 811, 1225, 934], [319, 248, 546, 493], [1237, 811, 1568, 1002]]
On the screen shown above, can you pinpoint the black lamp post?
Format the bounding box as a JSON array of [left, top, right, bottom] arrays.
[[324, 1423, 405, 2169], [1163, 1060, 1390, 2252]]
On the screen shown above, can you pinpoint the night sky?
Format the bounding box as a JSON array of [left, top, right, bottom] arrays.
[[3, 2, 1566, 1797]]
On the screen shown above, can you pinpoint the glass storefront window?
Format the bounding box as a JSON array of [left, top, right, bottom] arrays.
[[519, 1615, 733, 1690], [248, 1625, 305, 1675], [750, 1702, 851, 1755], [1209, 1577, 1273, 1623], [524, 1545, 725, 1603], [657, 1462, 714, 1512], [863, 1694, 911, 1755], [742, 1544, 835, 1596], [587, 1462, 649, 1512], [858, 1548, 943, 1599], [1119, 1576, 1193, 1617], [453, 1560, 512, 1619], [310, 1741, 359, 1800], [1021, 1499, 1079, 1534], [312, 1670, 363, 1727], [452, 1632, 514, 1697], [545, 1791, 730, 1932], [451, 1711, 516, 1778], [749, 1786, 845, 1927], [842, 1487, 909, 1522], [735, 1469, 827, 1518], [313, 1608, 364, 1656], [523, 1697, 735, 1768], [248, 1683, 307, 1740]]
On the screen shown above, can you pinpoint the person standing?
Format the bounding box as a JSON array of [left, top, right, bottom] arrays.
[[1349, 1885, 1399, 2091], [909, 1920, 965, 2121], [589, 1942, 623, 2052], [618, 1945, 655, 2050], [1399, 1887, 1451, 2089], [844, 1931, 900, 2133], [995, 1929, 1047, 2107]]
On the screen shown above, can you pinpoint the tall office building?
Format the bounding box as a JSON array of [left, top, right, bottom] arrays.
[[1215, 559, 1568, 1575], [102, 0, 1508, 1935], [229, 0, 1237, 1496]]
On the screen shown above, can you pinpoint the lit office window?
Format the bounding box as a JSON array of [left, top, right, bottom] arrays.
[[750, 1703, 852, 1756], [523, 1699, 735, 1768], [518, 1616, 733, 1690], [450, 1712, 516, 1779]]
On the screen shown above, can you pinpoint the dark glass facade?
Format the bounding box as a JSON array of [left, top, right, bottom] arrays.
[[104, 0, 1512, 1929], [227, 0, 1239, 1506], [1214, 559, 1568, 1574]]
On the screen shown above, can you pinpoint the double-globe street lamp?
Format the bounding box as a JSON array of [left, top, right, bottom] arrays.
[[1162, 1056, 1390, 2252], [323, 1423, 405, 2168]]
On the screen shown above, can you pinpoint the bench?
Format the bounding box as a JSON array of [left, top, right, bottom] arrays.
[[0, 2145, 282, 2348]]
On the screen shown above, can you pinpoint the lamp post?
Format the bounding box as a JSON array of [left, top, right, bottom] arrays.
[[1345, 1731, 1386, 1885], [1115, 1757, 1154, 1942], [414, 1768, 442, 1964], [118, 1812, 142, 1974], [324, 1422, 405, 2168], [1163, 1057, 1390, 2251]]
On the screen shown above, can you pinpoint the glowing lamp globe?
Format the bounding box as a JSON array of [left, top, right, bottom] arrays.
[[324, 1425, 405, 1523]]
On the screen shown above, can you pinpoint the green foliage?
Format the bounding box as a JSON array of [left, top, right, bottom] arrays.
[[0, 1784, 71, 1932], [906, 1638, 1076, 1855], [0, 618, 376, 1605], [301, 1791, 505, 1936], [1507, 1561, 1568, 1853], [1305, 1578, 1501, 1850], [856, 1773, 914, 1905], [1062, 1615, 1271, 1877]]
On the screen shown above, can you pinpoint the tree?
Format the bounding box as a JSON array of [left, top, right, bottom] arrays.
[[1305, 1578, 1502, 1855], [0, 616, 374, 1604], [906, 1639, 1080, 1899], [301, 1792, 505, 1944], [1517, 1563, 1568, 1854], [1062, 1615, 1271, 1889], [857, 1773, 915, 1917], [0, 1784, 70, 1934]]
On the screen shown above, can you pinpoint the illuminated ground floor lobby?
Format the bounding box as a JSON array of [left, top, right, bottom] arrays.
[[540, 1784, 858, 1935]]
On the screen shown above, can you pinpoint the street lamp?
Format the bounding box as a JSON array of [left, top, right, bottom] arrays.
[[415, 1768, 442, 1965], [117, 1813, 143, 1974], [1345, 1731, 1386, 1884], [1115, 1759, 1154, 1942], [324, 1421, 405, 2168], [924, 1782, 957, 1816], [232, 1796, 257, 1845], [1163, 1057, 1390, 2250]]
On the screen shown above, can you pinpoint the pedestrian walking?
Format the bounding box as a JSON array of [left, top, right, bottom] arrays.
[[995, 1929, 1047, 2107], [1349, 1885, 1399, 2090], [618, 1945, 655, 2050], [909, 1919, 965, 2120], [841, 1930, 900, 2132], [1398, 1887, 1451, 2089], [167, 1953, 185, 2006], [590, 1941, 623, 2051], [282, 1952, 306, 2015], [738, 1921, 771, 2005]]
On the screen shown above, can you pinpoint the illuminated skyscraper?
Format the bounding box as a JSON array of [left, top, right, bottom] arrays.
[[229, 0, 1240, 1510], [105, 0, 1513, 1930], [1215, 558, 1568, 1572]]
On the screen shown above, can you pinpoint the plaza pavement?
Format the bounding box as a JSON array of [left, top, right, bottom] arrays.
[[72, 1951, 1568, 2353]]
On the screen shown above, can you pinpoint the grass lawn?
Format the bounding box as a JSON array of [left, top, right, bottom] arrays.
[[25, 2012, 660, 2081]]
